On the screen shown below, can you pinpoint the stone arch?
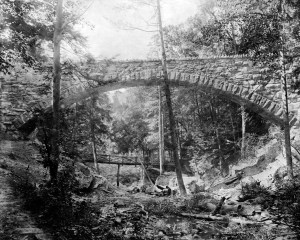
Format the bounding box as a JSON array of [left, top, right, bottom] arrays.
[[13, 70, 291, 135], [4, 56, 299, 135]]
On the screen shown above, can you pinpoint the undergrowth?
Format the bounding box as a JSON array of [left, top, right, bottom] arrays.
[[8, 165, 154, 240], [8, 166, 100, 239]]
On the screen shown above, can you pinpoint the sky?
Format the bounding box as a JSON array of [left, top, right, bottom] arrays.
[[76, 0, 204, 60]]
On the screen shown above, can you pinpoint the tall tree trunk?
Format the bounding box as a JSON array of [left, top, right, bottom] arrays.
[[90, 97, 100, 174], [157, 0, 186, 195], [230, 110, 237, 148], [279, 0, 293, 179], [158, 86, 165, 174], [209, 100, 226, 176], [51, 0, 63, 182], [241, 105, 246, 159]]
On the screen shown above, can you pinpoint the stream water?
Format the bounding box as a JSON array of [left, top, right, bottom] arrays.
[[163, 215, 228, 239]]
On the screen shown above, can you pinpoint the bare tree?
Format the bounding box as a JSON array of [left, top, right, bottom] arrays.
[[90, 96, 100, 174], [156, 0, 187, 195], [279, 0, 293, 179], [51, 0, 63, 181], [158, 86, 165, 174], [241, 105, 246, 159]]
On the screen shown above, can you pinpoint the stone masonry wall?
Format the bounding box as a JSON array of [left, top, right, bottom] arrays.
[[0, 67, 50, 136], [2, 56, 300, 136]]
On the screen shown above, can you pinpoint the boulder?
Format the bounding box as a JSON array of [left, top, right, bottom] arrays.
[[155, 172, 175, 186], [74, 162, 108, 191], [145, 185, 156, 194], [188, 180, 205, 194], [169, 175, 205, 194], [273, 166, 287, 183], [240, 176, 256, 187]]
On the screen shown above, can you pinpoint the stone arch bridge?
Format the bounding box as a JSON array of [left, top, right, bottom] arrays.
[[1, 55, 300, 136]]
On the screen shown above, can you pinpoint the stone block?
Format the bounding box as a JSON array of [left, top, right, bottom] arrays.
[[190, 74, 199, 84], [274, 108, 283, 117], [169, 71, 176, 80], [240, 87, 250, 97], [226, 83, 234, 92], [215, 80, 224, 90], [181, 73, 190, 82], [232, 85, 241, 95], [222, 81, 229, 91], [267, 102, 278, 113]]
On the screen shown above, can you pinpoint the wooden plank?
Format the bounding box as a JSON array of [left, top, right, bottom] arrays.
[[83, 160, 142, 165]]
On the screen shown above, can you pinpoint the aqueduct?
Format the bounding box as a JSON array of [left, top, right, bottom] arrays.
[[1, 55, 300, 136]]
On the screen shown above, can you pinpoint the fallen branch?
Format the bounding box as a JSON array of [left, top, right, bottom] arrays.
[[179, 213, 227, 221], [179, 213, 273, 226]]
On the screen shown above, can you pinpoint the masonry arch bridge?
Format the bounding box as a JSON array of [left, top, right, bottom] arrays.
[[1, 56, 300, 136]]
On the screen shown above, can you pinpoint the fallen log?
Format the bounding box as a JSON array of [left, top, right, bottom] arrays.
[[179, 213, 270, 226], [224, 172, 244, 185], [222, 204, 242, 214], [179, 213, 228, 221]]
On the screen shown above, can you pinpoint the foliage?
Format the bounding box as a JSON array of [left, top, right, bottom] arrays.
[[216, 225, 273, 240], [0, 0, 90, 74], [144, 199, 181, 216], [181, 194, 216, 213], [93, 204, 153, 240], [241, 180, 272, 207], [270, 178, 300, 235], [238, 133, 271, 160], [118, 169, 141, 186], [8, 165, 99, 239], [36, 93, 111, 164], [109, 87, 158, 155]]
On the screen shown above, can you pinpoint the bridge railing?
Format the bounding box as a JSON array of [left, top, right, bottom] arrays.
[[97, 154, 139, 165], [83, 153, 174, 167]]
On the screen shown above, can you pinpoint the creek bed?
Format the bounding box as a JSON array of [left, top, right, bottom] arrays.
[[156, 215, 229, 239]]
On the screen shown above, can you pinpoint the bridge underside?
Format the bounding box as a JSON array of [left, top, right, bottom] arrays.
[[15, 72, 294, 136], [60, 77, 286, 127]]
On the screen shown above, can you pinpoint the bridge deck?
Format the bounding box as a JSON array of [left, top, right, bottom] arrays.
[[83, 154, 174, 167]]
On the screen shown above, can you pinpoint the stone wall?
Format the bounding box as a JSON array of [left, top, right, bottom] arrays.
[[2, 56, 300, 136], [0, 67, 50, 136]]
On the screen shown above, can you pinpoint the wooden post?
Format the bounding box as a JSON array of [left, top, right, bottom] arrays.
[[241, 105, 246, 159], [117, 164, 121, 187]]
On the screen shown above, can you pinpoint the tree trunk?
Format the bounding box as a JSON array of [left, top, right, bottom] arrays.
[[51, 0, 63, 182], [241, 105, 246, 159], [280, 56, 293, 179], [230, 110, 237, 148], [90, 97, 100, 174], [156, 0, 186, 195], [279, 0, 293, 179], [158, 86, 165, 174], [209, 100, 226, 176]]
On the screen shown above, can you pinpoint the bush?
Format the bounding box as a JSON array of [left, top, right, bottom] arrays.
[[181, 193, 215, 212], [270, 178, 300, 236], [239, 134, 272, 160], [241, 180, 273, 209], [242, 178, 300, 236], [144, 199, 180, 216], [9, 166, 98, 240]]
